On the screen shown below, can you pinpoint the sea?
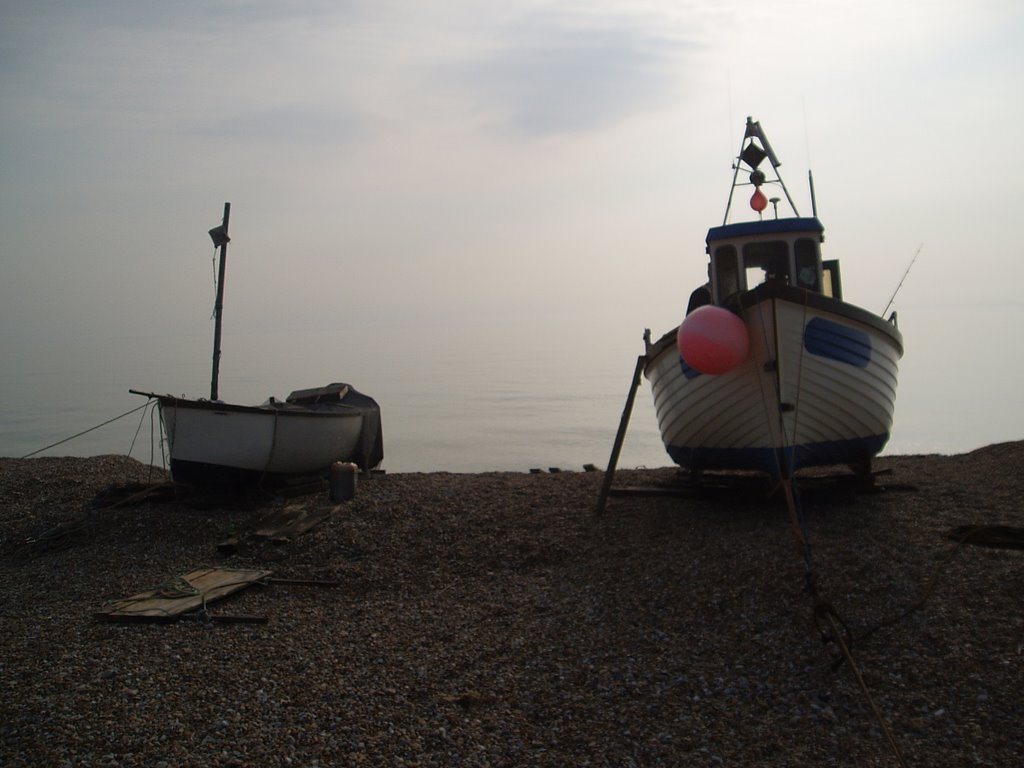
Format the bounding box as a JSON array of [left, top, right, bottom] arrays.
[[1, 305, 1021, 473], [0, 319, 668, 473]]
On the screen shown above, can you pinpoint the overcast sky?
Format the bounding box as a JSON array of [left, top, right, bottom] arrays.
[[2, 0, 1023, 454]]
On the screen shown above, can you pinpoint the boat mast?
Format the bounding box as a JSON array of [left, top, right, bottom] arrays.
[[723, 117, 800, 223], [209, 202, 231, 401]]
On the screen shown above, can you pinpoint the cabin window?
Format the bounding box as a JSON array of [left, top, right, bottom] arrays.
[[794, 238, 821, 291], [822, 259, 843, 300], [713, 245, 740, 300], [743, 241, 790, 288]]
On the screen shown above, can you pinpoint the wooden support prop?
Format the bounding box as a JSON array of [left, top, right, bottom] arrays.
[[595, 355, 646, 516], [266, 577, 340, 588]]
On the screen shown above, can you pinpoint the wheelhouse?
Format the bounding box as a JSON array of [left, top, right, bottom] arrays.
[[705, 217, 843, 304]]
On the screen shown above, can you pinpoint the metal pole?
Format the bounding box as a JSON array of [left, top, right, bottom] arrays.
[[808, 170, 818, 218], [210, 202, 231, 401], [722, 121, 750, 225]]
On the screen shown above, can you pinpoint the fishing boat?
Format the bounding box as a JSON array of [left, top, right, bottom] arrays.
[[643, 118, 902, 479], [132, 204, 382, 488]]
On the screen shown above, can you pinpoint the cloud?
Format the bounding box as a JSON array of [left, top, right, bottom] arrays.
[[449, 8, 697, 138], [0, 2, 373, 137], [190, 102, 368, 146]]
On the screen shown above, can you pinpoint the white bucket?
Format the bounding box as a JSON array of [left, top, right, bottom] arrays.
[[329, 462, 358, 502]]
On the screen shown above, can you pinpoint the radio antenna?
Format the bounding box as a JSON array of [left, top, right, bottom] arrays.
[[882, 243, 923, 318]]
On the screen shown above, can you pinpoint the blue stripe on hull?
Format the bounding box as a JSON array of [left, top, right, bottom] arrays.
[[804, 317, 871, 368], [667, 433, 889, 478]]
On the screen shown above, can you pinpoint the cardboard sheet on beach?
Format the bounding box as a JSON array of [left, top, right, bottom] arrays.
[[97, 567, 273, 622]]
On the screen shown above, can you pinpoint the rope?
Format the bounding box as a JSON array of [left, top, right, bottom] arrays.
[[855, 524, 1024, 648], [133, 398, 168, 481], [749, 293, 815, 576], [786, 295, 818, 582], [751, 297, 787, 477], [210, 244, 220, 319], [127, 399, 154, 461], [746, 280, 909, 764], [779, 475, 910, 767], [148, 400, 162, 481], [780, 473, 814, 579], [788, 293, 812, 454], [818, 604, 910, 767], [758, 293, 907, 764], [20, 402, 151, 458], [155, 399, 168, 473], [91, 482, 171, 512], [249, 408, 284, 498]]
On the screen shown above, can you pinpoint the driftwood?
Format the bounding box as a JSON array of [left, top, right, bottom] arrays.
[[217, 504, 338, 555], [944, 525, 1024, 550]]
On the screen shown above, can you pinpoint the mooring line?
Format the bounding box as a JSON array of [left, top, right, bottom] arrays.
[[819, 604, 910, 767], [19, 402, 151, 458], [780, 476, 909, 768]]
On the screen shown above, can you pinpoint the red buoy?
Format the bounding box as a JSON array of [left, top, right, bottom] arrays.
[[677, 305, 749, 375]]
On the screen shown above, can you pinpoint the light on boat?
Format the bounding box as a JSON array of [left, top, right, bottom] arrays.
[[677, 305, 749, 375], [209, 224, 231, 248], [750, 187, 768, 212]]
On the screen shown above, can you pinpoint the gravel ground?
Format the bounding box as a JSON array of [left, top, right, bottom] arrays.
[[1, 445, 1022, 767]]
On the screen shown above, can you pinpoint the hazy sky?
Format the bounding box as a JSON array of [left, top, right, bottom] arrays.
[[2, 0, 1023, 456]]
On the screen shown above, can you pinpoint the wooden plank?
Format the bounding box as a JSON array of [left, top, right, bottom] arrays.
[[98, 567, 272, 622], [608, 486, 695, 498], [252, 505, 337, 540]]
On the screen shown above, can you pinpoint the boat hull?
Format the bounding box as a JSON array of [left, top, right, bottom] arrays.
[[644, 284, 902, 477], [152, 384, 383, 486]]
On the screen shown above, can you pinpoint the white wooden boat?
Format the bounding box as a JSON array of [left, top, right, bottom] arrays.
[[132, 204, 382, 487], [644, 118, 902, 479], [134, 383, 383, 487]]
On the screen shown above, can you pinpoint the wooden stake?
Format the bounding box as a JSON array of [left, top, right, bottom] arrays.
[[595, 355, 645, 516]]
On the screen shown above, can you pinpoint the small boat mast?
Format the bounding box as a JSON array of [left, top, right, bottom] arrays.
[[208, 202, 231, 402], [723, 117, 817, 224]]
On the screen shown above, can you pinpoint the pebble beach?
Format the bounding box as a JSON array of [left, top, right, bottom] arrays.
[[1, 444, 1022, 767]]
